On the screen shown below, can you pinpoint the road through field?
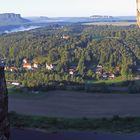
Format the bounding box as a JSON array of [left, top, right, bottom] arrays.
[[8, 90, 140, 118]]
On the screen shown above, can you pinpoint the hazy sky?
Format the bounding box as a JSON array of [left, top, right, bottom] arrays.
[[0, 0, 136, 17]]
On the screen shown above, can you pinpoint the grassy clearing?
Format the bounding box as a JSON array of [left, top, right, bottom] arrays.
[[8, 87, 47, 98], [86, 77, 126, 85], [9, 112, 140, 133]]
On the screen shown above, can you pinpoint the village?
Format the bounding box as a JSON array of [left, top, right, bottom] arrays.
[[4, 57, 140, 87], [4, 58, 121, 86]]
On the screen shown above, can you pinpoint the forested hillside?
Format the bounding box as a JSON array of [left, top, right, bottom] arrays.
[[0, 24, 140, 89]]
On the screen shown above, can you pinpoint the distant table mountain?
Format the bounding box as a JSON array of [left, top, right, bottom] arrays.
[[0, 13, 30, 26], [90, 15, 113, 19], [26, 16, 49, 23]]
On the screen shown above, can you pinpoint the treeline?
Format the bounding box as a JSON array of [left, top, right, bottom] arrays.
[[5, 70, 84, 87], [6, 68, 140, 93]]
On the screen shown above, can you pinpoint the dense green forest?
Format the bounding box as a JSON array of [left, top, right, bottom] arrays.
[[0, 24, 140, 91]]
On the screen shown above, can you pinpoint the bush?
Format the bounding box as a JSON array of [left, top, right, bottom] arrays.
[[128, 81, 140, 93]]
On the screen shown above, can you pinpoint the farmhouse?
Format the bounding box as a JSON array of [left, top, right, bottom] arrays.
[[108, 73, 115, 79], [33, 63, 38, 68], [4, 66, 9, 71], [62, 35, 70, 40], [46, 63, 54, 70], [96, 65, 103, 75], [97, 65, 103, 69], [23, 63, 32, 70], [69, 69, 75, 75], [23, 58, 28, 64], [11, 82, 20, 86]]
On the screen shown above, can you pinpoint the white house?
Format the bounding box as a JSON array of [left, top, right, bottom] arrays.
[[69, 69, 75, 75], [23, 58, 28, 64], [11, 82, 20, 86], [97, 65, 103, 69], [46, 63, 54, 70], [62, 35, 70, 40], [33, 63, 38, 68]]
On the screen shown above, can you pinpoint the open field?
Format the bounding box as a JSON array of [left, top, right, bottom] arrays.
[[83, 22, 136, 26], [9, 90, 140, 118]]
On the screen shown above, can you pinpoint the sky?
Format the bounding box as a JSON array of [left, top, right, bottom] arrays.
[[0, 0, 137, 17]]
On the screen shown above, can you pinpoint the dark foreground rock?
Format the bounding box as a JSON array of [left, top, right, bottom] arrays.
[[0, 64, 10, 140]]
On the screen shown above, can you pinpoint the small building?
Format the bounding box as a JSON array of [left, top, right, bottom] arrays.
[[96, 71, 102, 75], [11, 82, 20, 86], [108, 73, 115, 79], [96, 65, 103, 75], [116, 66, 121, 71], [96, 69, 103, 75], [134, 76, 140, 80], [46, 63, 54, 70], [9, 67, 18, 72], [23, 58, 28, 64], [97, 65, 103, 69], [69, 69, 75, 75], [62, 35, 70, 40], [4, 66, 9, 71], [102, 73, 108, 79], [23, 63, 32, 70], [33, 63, 38, 68]]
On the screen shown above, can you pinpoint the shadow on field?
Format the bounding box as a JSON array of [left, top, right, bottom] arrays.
[[10, 128, 140, 140]]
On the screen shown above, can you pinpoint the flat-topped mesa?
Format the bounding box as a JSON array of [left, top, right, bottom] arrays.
[[0, 13, 30, 25], [137, 0, 140, 27], [0, 13, 21, 19], [0, 62, 10, 140]]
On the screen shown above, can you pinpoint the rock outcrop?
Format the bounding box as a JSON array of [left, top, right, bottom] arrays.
[[0, 62, 10, 140], [137, 0, 140, 27]]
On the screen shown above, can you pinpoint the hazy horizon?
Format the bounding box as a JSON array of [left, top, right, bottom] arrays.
[[0, 0, 137, 17]]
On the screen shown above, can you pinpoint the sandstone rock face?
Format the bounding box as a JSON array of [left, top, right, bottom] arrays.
[[137, 0, 140, 27], [0, 64, 10, 140]]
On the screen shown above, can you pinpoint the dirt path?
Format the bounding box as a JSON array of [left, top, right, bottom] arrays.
[[8, 90, 140, 118]]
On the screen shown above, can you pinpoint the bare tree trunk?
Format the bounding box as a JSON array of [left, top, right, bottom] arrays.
[[0, 64, 10, 140]]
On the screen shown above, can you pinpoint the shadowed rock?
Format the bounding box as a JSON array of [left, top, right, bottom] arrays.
[[0, 63, 10, 140]]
